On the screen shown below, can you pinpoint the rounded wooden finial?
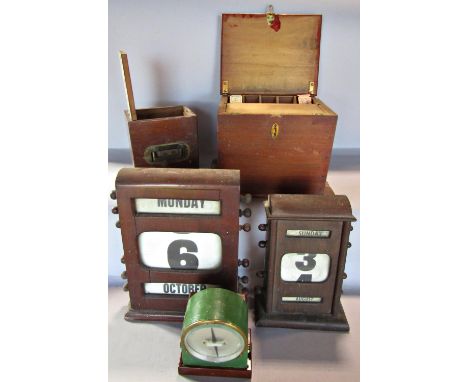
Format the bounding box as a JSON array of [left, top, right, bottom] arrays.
[[238, 259, 250, 268], [240, 193, 253, 204], [239, 223, 251, 232]]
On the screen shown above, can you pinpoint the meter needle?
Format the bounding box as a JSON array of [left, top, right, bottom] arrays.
[[210, 327, 219, 358]]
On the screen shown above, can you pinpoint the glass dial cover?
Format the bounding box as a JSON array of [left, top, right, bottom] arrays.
[[183, 323, 245, 363]]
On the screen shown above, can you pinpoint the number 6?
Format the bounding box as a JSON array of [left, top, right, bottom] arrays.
[[167, 240, 199, 270]]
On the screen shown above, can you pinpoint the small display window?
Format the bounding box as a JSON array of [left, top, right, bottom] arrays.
[[138, 231, 222, 270], [280, 253, 330, 283], [135, 198, 221, 215]]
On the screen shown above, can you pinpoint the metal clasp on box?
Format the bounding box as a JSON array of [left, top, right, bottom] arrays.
[[271, 123, 279, 139], [143, 142, 190, 165]]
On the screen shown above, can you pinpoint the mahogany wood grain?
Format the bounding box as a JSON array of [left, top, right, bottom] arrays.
[[127, 106, 199, 168], [119, 51, 199, 168], [218, 13, 336, 196], [255, 192, 356, 331], [221, 14, 322, 95], [218, 97, 337, 195], [115, 168, 240, 322]]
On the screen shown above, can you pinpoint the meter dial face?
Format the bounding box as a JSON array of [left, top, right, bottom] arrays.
[[183, 323, 245, 363]]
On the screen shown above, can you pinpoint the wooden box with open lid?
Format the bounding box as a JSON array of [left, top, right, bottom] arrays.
[[119, 51, 199, 168], [217, 12, 337, 196]]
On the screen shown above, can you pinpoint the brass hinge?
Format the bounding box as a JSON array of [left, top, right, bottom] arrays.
[[309, 81, 315, 94], [222, 80, 229, 95]]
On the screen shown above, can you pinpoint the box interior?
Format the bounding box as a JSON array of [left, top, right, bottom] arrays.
[[241, 95, 300, 104], [135, 106, 195, 121], [223, 96, 334, 116]]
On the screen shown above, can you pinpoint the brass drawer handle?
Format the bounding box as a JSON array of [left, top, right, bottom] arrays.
[[143, 142, 190, 165]]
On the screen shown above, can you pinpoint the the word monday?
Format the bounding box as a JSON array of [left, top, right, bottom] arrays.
[[157, 199, 207, 209], [135, 198, 221, 215]]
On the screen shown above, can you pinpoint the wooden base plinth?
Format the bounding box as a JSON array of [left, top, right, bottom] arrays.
[[124, 308, 184, 323], [178, 330, 252, 379], [255, 295, 349, 332]]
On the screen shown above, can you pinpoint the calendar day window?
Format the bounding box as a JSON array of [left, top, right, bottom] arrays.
[[138, 232, 222, 270], [280, 253, 330, 283], [135, 198, 221, 215]]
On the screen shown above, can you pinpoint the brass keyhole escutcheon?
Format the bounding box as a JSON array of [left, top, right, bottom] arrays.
[[271, 123, 279, 139]]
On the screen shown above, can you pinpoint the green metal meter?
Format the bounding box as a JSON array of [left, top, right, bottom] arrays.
[[180, 288, 249, 371]]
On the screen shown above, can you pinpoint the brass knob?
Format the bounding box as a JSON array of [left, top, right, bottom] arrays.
[[256, 271, 265, 278], [110, 190, 117, 200], [347, 242, 352, 248], [239, 223, 251, 232], [239, 208, 252, 218], [238, 259, 250, 268], [120, 255, 125, 264], [239, 276, 249, 284], [115, 221, 121, 228], [258, 223, 267, 231], [240, 194, 253, 204], [238, 259, 249, 267], [258, 241, 267, 248], [121, 271, 127, 280], [112, 206, 119, 214], [123, 283, 129, 292]]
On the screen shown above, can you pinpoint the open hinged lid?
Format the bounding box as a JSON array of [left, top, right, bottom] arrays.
[[220, 13, 322, 96], [119, 51, 137, 121]]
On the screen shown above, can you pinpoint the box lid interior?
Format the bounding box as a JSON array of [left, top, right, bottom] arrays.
[[220, 14, 322, 96]]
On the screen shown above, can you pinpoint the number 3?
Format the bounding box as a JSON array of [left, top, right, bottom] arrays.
[[167, 240, 199, 270], [296, 254, 316, 283]]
